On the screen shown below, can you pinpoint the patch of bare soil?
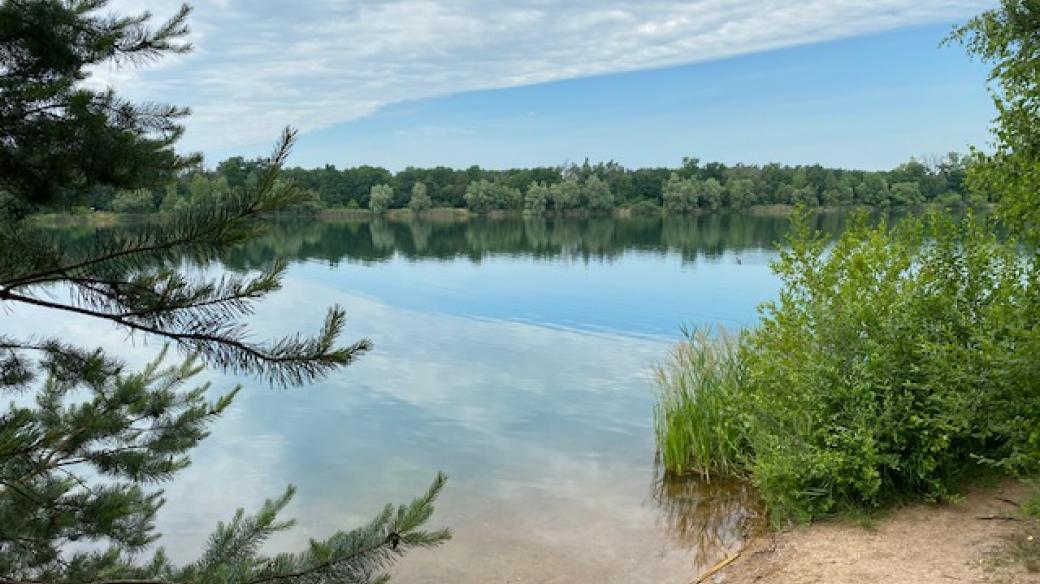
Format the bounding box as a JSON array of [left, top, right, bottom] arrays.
[[711, 481, 1040, 584]]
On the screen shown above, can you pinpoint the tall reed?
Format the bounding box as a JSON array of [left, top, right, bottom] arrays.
[[653, 327, 749, 480]]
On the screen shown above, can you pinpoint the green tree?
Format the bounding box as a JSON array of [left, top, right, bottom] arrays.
[[662, 173, 698, 213], [494, 182, 522, 210], [1, 131, 451, 584], [463, 179, 494, 212], [855, 175, 890, 206], [950, 0, 1040, 240], [197, 155, 975, 215], [188, 174, 230, 205], [159, 185, 186, 214], [549, 179, 580, 212], [936, 191, 967, 207], [464, 179, 520, 212], [655, 2, 1040, 524], [408, 181, 431, 213], [405, 180, 430, 213], [216, 156, 263, 189], [581, 175, 614, 213], [524, 181, 550, 214], [368, 183, 394, 214], [697, 178, 724, 210], [821, 185, 854, 206], [0, 2, 449, 582], [341, 166, 392, 208], [890, 181, 923, 205], [726, 179, 756, 210], [110, 189, 156, 214], [790, 185, 819, 207]]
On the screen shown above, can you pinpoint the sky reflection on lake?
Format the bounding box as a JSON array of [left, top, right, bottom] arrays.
[[4, 214, 850, 582]]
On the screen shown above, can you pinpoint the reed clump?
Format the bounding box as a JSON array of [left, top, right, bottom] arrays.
[[653, 327, 748, 480]]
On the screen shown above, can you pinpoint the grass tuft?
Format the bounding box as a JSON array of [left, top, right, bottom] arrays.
[[653, 327, 749, 480]]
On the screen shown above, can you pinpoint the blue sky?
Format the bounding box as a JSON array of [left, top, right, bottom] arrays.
[[283, 24, 994, 171], [101, 0, 997, 171]]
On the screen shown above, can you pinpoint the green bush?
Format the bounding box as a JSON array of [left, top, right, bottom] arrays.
[[655, 210, 1040, 522]]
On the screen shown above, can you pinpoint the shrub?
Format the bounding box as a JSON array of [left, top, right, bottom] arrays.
[[655, 210, 1040, 522]]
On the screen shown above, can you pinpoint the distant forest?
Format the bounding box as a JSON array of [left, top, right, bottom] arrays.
[[85, 153, 983, 215]]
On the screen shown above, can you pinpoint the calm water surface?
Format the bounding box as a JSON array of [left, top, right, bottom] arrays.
[[7, 213, 859, 583]]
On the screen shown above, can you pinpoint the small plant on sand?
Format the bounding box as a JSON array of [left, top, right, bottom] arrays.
[[987, 488, 1039, 578]]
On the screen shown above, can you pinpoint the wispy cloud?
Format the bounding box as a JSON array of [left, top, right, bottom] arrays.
[[97, 0, 991, 154]]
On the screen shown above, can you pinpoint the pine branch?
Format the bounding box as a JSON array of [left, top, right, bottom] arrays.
[[1, 128, 300, 289], [0, 288, 370, 386], [0, 129, 370, 386]]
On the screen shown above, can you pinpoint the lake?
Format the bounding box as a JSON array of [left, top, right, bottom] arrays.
[[6, 212, 860, 583]]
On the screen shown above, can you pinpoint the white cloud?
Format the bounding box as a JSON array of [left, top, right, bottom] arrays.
[[92, 0, 991, 154]]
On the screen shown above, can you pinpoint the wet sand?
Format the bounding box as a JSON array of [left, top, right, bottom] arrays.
[[392, 488, 696, 583]]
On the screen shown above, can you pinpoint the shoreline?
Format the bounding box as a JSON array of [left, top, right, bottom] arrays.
[[28, 202, 980, 227], [711, 480, 1038, 584]]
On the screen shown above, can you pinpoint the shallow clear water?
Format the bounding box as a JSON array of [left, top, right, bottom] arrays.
[[6, 213, 857, 583]]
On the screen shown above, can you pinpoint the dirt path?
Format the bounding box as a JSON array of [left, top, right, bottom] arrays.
[[712, 481, 1039, 584]]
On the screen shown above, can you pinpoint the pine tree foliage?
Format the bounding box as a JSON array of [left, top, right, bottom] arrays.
[[0, 0, 202, 206], [0, 128, 450, 583], [1, 2, 450, 582], [0, 345, 450, 583], [0, 130, 372, 387]]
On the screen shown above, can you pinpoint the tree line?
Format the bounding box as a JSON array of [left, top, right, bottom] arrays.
[[86, 152, 980, 216]]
